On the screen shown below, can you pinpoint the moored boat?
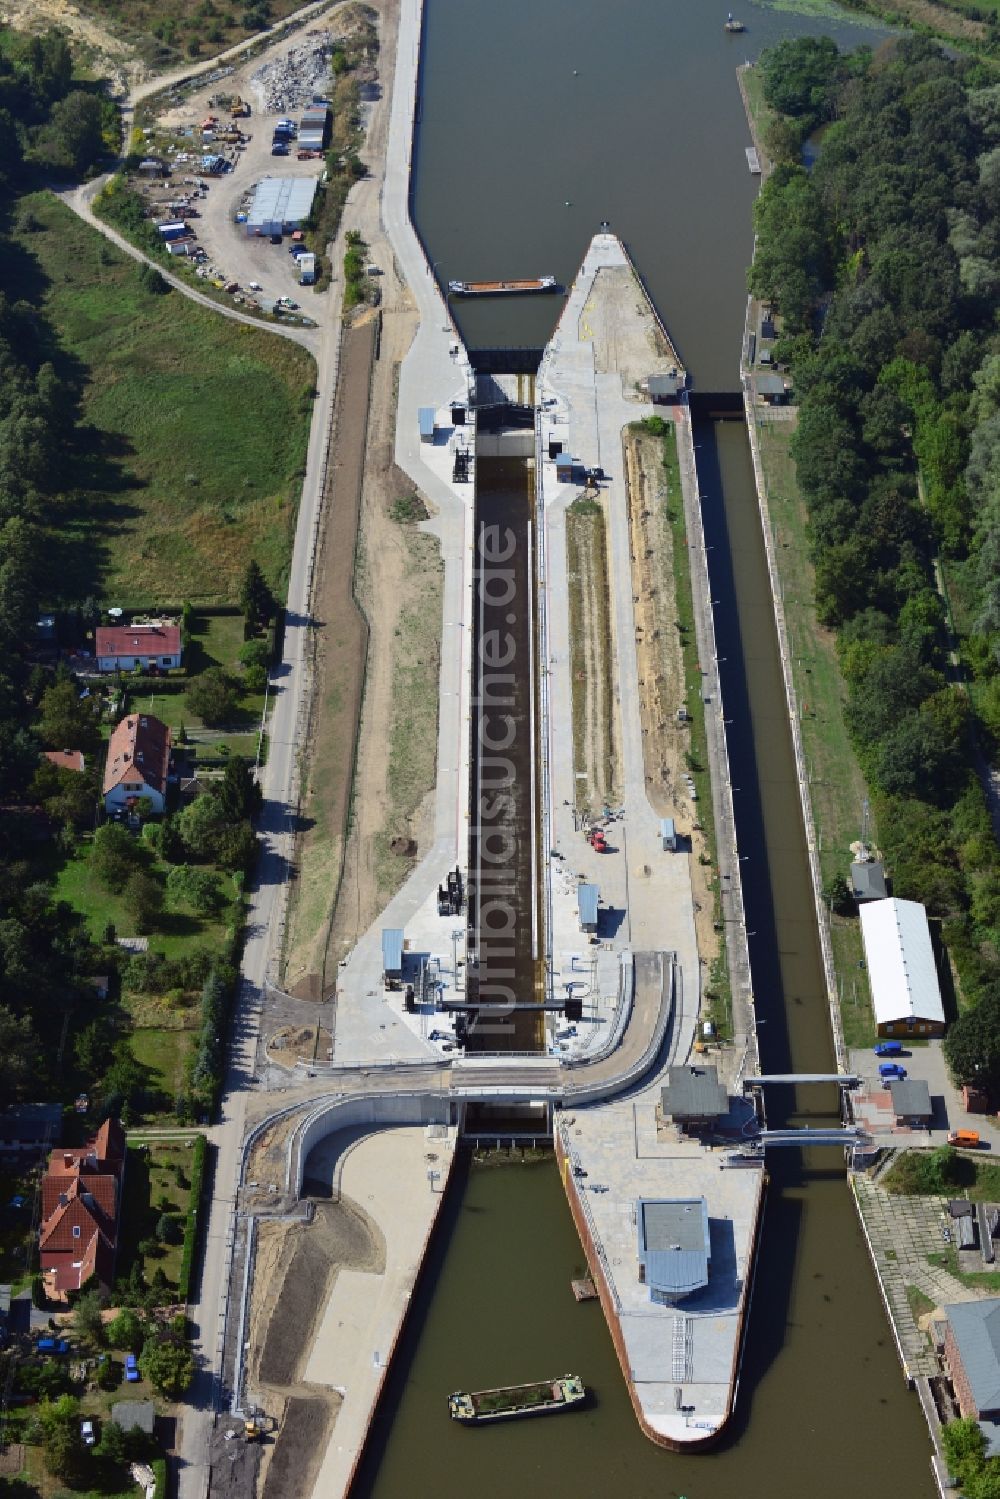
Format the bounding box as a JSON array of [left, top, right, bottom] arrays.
[[725, 12, 746, 30], [448, 1374, 586, 1423], [448, 275, 558, 296]]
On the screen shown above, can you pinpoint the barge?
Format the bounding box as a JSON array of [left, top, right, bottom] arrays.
[[448, 1374, 586, 1423], [725, 12, 746, 30], [448, 275, 558, 296]]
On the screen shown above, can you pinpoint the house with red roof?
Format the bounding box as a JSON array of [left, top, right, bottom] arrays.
[[103, 714, 172, 815], [95, 621, 182, 673], [39, 1118, 126, 1299], [43, 750, 85, 773]]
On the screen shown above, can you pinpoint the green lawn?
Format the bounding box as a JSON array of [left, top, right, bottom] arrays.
[[126, 611, 265, 758], [2, 192, 314, 607], [116, 1139, 201, 1290], [54, 844, 227, 956], [754, 417, 876, 1037]]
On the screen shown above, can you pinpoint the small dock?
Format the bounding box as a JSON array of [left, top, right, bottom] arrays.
[[571, 1277, 598, 1302], [746, 146, 760, 174]]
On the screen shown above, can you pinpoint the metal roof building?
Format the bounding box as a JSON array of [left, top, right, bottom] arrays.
[[859, 898, 945, 1037], [245, 176, 319, 236], [946, 1300, 1000, 1421], [577, 883, 599, 933], [381, 928, 404, 980], [850, 859, 887, 903], [637, 1198, 710, 1303]]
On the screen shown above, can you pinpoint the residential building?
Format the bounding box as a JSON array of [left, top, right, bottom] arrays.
[[95, 621, 182, 673], [103, 714, 172, 815], [0, 1103, 62, 1153], [39, 1118, 125, 1298], [859, 897, 945, 1038], [43, 750, 85, 773]]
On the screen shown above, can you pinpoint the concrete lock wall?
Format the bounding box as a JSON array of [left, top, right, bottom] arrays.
[[291, 1093, 452, 1196], [474, 430, 535, 458]]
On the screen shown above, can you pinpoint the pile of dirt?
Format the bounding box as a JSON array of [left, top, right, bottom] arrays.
[[389, 835, 416, 856], [262, 1396, 339, 1499]]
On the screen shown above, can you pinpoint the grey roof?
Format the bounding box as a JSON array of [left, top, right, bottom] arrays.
[[637, 1198, 710, 1299], [111, 1401, 155, 1434], [646, 372, 682, 395], [949, 1199, 974, 1219], [577, 883, 599, 928], [0, 1102, 62, 1144], [947, 1300, 1000, 1414], [851, 860, 887, 901], [418, 407, 435, 435], [980, 1420, 1000, 1459], [381, 928, 404, 973], [661, 1065, 728, 1120], [756, 373, 789, 395], [888, 1078, 932, 1118], [247, 176, 319, 231]]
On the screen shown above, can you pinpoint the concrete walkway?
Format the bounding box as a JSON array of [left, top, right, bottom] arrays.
[[302, 1126, 456, 1499], [853, 1176, 976, 1379]]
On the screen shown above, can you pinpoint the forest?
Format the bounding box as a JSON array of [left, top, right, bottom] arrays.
[[751, 35, 1000, 1087]]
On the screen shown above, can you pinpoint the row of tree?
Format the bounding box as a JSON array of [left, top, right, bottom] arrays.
[[751, 36, 1000, 1086]]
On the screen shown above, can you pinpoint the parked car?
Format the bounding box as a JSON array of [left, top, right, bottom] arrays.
[[125, 1354, 140, 1383], [37, 1338, 69, 1355], [948, 1130, 982, 1148], [878, 1062, 907, 1081], [874, 1041, 903, 1057], [81, 1419, 96, 1447]]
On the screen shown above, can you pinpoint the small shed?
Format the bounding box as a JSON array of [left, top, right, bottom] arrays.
[[382, 928, 404, 983], [851, 860, 887, 903], [111, 1401, 156, 1436], [644, 372, 683, 405], [949, 1200, 974, 1220], [756, 373, 791, 406], [660, 818, 677, 852], [555, 452, 575, 483], [660, 1065, 728, 1132], [418, 408, 436, 445], [577, 883, 599, 934], [888, 1077, 933, 1127]]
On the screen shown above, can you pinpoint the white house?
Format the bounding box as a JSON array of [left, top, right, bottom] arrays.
[[95, 622, 182, 673], [103, 714, 172, 815], [859, 897, 945, 1038]]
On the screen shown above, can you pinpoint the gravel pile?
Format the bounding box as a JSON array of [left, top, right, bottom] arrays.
[[251, 37, 333, 113]]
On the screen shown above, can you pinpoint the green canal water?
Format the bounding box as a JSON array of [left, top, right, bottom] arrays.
[[352, 0, 936, 1494]]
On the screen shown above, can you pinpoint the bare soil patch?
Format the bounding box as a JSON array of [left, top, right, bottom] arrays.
[[626, 426, 721, 979], [262, 1396, 338, 1499], [281, 316, 376, 995], [267, 1023, 333, 1066], [566, 495, 618, 816]]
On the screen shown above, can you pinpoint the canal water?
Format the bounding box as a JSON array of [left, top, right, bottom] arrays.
[[353, 0, 935, 1493]]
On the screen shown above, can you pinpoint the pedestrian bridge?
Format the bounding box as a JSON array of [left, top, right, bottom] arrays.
[[738, 1126, 873, 1151], [742, 1073, 860, 1091]]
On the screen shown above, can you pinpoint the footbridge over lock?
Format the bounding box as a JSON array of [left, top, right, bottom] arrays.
[[741, 1073, 861, 1091]]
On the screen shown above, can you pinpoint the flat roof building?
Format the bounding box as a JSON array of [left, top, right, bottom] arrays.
[[418, 407, 435, 444], [946, 1299, 1000, 1455], [382, 928, 404, 982], [637, 1197, 710, 1304], [888, 1077, 933, 1126], [660, 1065, 728, 1131], [246, 177, 319, 237], [660, 818, 677, 851], [577, 883, 599, 934], [859, 898, 945, 1038]]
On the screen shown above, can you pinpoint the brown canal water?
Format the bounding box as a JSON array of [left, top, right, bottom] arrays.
[[352, 0, 935, 1493]]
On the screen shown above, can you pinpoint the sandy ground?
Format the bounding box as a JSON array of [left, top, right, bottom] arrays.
[[281, 316, 376, 996], [1, 0, 137, 90], [588, 263, 682, 392], [566, 497, 618, 815], [626, 425, 720, 980], [249, 1195, 383, 1499], [281, 0, 447, 993]]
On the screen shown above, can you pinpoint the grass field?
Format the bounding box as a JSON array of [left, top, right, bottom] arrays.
[[116, 1138, 201, 1289], [128, 611, 265, 760], [54, 844, 229, 955], [754, 416, 877, 1042], [2, 192, 314, 607]]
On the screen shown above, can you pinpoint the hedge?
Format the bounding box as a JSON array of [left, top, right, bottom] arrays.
[[177, 1133, 208, 1303], [152, 1456, 168, 1499]]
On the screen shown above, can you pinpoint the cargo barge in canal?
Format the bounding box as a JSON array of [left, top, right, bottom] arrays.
[[448, 275, 558, 296], [448, 1375, 586, 1423]]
